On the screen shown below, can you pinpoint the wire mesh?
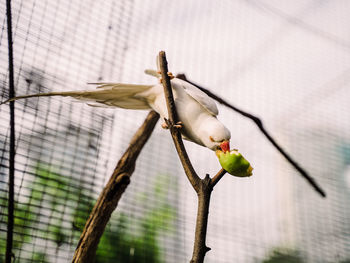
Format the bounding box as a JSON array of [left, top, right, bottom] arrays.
[[1, 0, 350, 262]]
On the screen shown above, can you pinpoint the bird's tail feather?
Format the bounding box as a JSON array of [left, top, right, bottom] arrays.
[[0, 83, 154, 110], [0, 91, 79, 105]]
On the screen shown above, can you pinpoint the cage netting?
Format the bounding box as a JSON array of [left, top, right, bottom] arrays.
[[1, 0, 350, 262]]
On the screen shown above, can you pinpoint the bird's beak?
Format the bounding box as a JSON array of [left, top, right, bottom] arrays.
[[219, 140, 230, 152]]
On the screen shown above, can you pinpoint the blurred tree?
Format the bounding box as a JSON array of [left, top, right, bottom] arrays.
[[0, 165, 175, 263], [262, 248, 304, 263], [95, 174, 175, 263]]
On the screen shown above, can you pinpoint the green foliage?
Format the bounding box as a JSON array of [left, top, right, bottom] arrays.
[[29, 252, 50, 263], [262, 248, 304, 263], [0, 164, 74, 262], [95, 174, 175, 263], [0, 165, 175, 263]]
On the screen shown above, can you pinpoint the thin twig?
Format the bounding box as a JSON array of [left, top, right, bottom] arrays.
[[6, 0, 16, 262], [159, 51, 225, 263], [210, 169, 227, 188], [176, 74, 326, 198], [72, 111, 159, 263]]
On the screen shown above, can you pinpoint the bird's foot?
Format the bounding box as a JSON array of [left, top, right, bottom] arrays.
[[167, 72, 175, 79], [161, 122, 169, 129], [158, 71, 175, 83], [173, 121, 182, 129], [163, 118, 182, 129]]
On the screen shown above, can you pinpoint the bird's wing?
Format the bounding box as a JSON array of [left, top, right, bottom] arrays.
[[0, 83, 154, 110], [174, 78, 219, 116]]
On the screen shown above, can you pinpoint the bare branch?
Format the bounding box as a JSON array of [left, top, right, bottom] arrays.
[[72, 111, 159, 263], [176, 73, 326, 198], [158, 51, 201, 191]]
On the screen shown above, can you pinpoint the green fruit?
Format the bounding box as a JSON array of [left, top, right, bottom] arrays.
[[216, 149, 253, 177]]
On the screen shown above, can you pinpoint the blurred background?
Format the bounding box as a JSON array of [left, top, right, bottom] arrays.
[[0, 0, 350, 262]]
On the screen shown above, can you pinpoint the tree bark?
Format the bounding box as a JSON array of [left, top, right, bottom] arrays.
[[190, 175, 212, 263]]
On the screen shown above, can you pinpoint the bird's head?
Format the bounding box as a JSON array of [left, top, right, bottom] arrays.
[[200, 118, 231, 151]]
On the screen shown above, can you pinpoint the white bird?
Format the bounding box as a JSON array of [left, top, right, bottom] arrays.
[[1, 70, 231, 152]]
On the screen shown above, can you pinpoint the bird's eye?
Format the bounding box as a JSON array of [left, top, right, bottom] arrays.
[[209, 136, 215, 142]]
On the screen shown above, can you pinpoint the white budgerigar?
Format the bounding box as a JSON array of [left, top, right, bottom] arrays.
[[1, 70, 231, 152]]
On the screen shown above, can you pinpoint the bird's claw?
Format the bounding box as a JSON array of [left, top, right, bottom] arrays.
[[163, 118, 182, 130], [158, 71, 175, 83], [167, 72, 175, 79], [161, 122, 169, 129], [173, 121, 182, 129]]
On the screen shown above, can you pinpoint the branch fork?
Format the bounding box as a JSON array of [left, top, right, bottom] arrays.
[[159, 51, 226, 263]]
